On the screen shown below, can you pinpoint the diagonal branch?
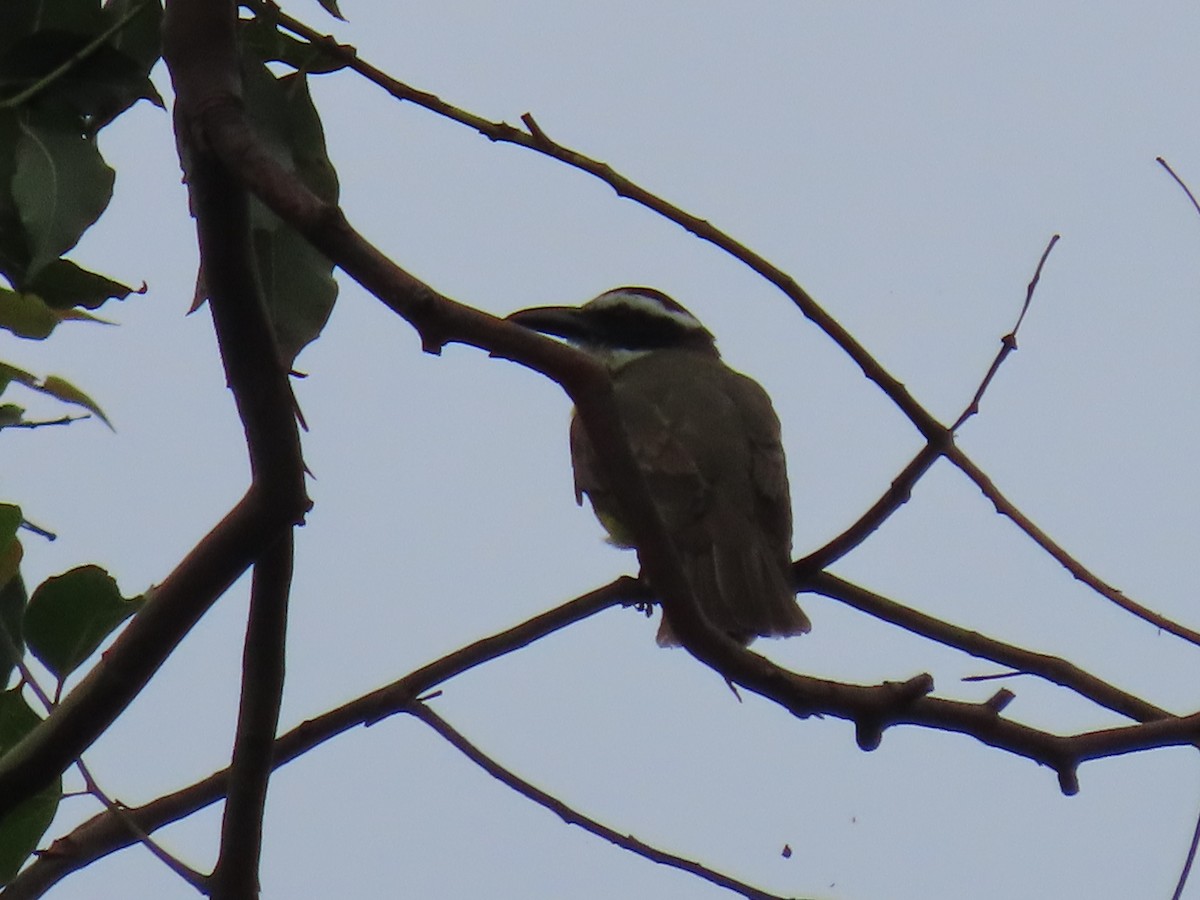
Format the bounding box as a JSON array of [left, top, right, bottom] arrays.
[[408, 702, 807, 900], [952, 233, 1060, 431], [805, 571, 1171, 724]]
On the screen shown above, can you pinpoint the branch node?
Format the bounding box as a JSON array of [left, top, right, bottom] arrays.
[[855, 718, 884, 752], [895, 673, 936, 703], [520, 112, 551, 146], [1056, 765, 1080, 796], [984, 688, 1016, 714]]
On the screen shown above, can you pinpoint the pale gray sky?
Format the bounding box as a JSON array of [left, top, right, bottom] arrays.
[[7, 3, 1200, 898]]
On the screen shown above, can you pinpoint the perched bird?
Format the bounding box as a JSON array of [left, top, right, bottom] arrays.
[[508, 287, 810, 645]]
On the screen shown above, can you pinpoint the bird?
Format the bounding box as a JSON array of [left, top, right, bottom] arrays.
[[507, 286, 810, 646]]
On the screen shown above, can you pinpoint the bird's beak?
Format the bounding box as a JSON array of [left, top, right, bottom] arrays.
[[505, 305, 590, 342]]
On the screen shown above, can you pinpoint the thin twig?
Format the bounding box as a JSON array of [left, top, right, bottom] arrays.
[[1157, 157, 1200, 219], [4, 415, 87, 429], [409, 702, 813, 900], [72, 760, 207, 891], [0, 628, 206, 890], [795, 443, 940, 573], [799, 233, 1051, 572], [1171, 795, 1200, 900], [953, 234, 1060, 430]]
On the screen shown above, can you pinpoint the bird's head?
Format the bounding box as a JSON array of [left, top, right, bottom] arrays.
[[507, 287, 718, 367]]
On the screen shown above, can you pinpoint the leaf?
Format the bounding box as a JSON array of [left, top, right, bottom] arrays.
[[12, 109, 115, 278], [35, 375, 111, 429], [240, 61, 339, 364], [0, 573, 25, 692], [103, 0, 164, 75], [0, 362, 111, 427], [25, 565, 142, 679], [25, 257, 137, 310], [0, 284, 114, 337], [0, 506, 24, 686], [0, 505, 20, 552], [0, 405, 23, 428], [0, 689, 61, 886], [253, 220, 338, 365], [239, 15, 348, 75], [315, 0, 346, 21], [0, 288, 57, 338]]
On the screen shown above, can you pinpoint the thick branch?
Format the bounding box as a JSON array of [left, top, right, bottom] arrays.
[[0, 490, 284, 818], [163, 2, 308, 895], [211, 534, 293, 897]]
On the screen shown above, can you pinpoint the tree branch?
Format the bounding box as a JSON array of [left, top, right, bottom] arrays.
[[162, 2, 308, 895], [805, 571, 1171, 724], [409, 702, 807, 900]]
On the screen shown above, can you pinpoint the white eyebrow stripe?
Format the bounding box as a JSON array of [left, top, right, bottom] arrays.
[[589, 289, 705, 330]]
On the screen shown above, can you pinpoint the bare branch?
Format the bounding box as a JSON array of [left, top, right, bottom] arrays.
[[1172, 795, 1200, 900], [1157, 157, 1200, 219], [73, 760, 207, 891], [409, 703, 808, 900], [796, 443, 940, 573], [805, 572, 1171, 724], [952, 234, 1060, 430], [211, 535, 294, 897]]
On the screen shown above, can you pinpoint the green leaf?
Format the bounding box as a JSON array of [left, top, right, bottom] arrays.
[[25, 565, 142, 678], [12, 109, 115, 278], [104, 0, 164, 75], [0, 505, 20, 551], [0, 689, 61, 885], [26, 257, 137, 310], [0, 405, 23, 428], [0, 275, 119, 336], [239, 15, 347, 75], [0, 363, 110, 426], [0, 506, 25, 686], [0, 362, 111, 427], [253, 219, 337, 365], [0, 573, 26, 690], [39, 375, 111, 428], [240, 61, 339, 364], [0, 112, 31, 284], [0, 288, 57, 338]]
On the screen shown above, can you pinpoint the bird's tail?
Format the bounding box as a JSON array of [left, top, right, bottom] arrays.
[[656, 539, 810, 646]]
